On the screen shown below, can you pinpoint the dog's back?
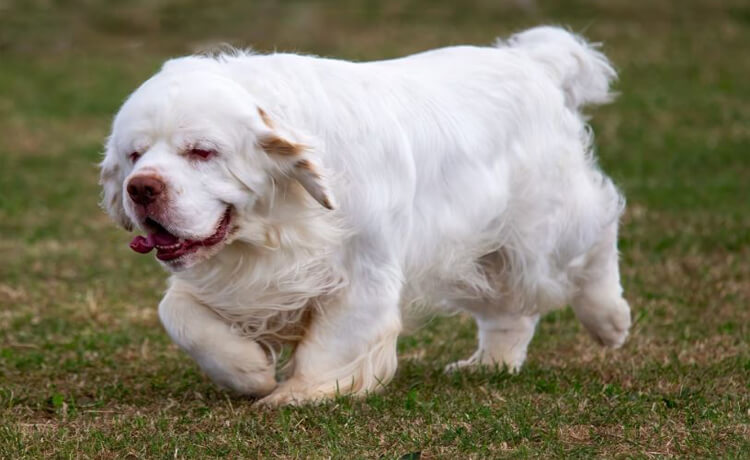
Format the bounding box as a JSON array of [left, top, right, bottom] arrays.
[[196, 25, 626, 332]]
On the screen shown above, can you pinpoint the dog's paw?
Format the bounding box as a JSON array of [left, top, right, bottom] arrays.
[[581, 298, 631, 348], [196, 339, 277, 397], [444, 349, 525, 374], [254, 380, 326, 407], [255, 390, 302, 408], [444, 357, 477, 374]]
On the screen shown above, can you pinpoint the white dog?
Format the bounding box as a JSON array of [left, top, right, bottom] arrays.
[[100, 26, 631, 405]]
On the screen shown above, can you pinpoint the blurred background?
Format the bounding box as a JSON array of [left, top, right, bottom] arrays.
[[1, 0, 748, 457]]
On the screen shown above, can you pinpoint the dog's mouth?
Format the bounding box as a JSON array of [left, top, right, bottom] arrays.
[[129, 208, 232, 262]]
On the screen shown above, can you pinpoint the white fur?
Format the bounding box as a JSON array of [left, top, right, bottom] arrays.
[[100, 26, 631, 405]]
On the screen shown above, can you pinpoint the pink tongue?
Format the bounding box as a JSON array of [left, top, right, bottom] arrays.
[[151, 229, 180, 246], [129, 228, 180, 254], [130, 235, 155, 254]]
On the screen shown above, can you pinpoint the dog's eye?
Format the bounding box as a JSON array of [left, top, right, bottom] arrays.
[[189, 148, 216, 160], [129, 152, 141, 163]]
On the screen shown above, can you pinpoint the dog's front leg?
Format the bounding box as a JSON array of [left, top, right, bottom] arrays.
[[158, 283, 277, 397], [258, 261, 403, 406]]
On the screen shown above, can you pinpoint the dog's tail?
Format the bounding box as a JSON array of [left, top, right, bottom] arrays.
[[501, 26, 617, 110]]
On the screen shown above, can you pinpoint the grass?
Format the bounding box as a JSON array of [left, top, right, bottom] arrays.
[[1, 0, 749, 457]]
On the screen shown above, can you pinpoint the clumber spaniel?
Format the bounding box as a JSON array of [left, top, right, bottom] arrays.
[[100, 26, 631, 405]]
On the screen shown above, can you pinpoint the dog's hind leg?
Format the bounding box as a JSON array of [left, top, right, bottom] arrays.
[[571, 222, 631, 348], [446, 306, 540, 374]]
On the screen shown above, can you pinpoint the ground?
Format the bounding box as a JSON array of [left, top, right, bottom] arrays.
[[1, 0, 749, 457]]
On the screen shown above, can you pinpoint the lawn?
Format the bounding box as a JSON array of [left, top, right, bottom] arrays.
[[1, 0, 748, 457]]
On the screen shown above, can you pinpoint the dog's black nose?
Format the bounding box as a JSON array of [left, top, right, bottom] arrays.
[[127, 175, 165, 205]]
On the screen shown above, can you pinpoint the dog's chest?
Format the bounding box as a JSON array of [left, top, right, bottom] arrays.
[[177, 250, 345, 341]]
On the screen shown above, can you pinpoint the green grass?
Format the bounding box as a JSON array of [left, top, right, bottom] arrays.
[[1, 0, 749, 457]]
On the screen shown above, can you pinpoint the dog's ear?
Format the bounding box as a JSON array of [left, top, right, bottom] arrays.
[[290, 159, 335, 210], [256, 108, 335, 210], [99, 139, 134, 231]]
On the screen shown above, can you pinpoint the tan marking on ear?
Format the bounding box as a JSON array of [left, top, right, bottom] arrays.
[[294, 159, 318, 174], [257, 108, 305, 155], [319, 196, 333, 211], [257, 107, 274, 129], [259, 135, 304, 156], [293, 160, 334, 210]]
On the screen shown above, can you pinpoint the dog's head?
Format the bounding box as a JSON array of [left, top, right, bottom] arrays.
[[100, 59, 334, 271]]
